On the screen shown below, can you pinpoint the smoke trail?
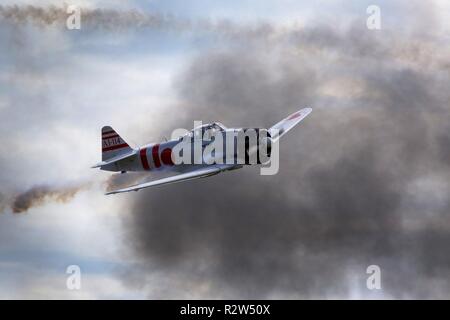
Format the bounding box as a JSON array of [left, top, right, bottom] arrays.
[[0, 5, 169, 29], [0, 171, 142, 215], [0, 4, 245, 35], [11, 183, 89, 214], [0, 175, 150, 214], [4, 175, 137, 214]]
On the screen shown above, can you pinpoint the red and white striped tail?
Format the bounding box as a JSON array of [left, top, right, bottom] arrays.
[[102, 126, 132, 161]]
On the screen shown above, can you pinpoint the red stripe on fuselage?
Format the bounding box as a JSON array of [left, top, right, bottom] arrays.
[[102, 130, 115, 136], [102, 143, 129, 152], [152, 144, 161, 168], [161, 148, 174, 166], [140, 148, 150, 170]]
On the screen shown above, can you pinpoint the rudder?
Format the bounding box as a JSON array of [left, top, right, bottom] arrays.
[[102, 126, 132, 161]]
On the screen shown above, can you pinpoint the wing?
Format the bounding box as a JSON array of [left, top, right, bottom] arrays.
[[269, 107, 312, 141], [105, 164, 239, 195]]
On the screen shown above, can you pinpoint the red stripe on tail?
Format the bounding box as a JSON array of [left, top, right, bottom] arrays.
[[102, 143, 129, 152], [102, 134, 120, 140]]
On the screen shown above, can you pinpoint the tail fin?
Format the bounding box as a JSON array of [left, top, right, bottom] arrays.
[[101, 126, 132, 161]]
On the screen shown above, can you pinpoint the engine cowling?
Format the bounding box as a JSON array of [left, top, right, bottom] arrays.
[[242, 128, 272, 165]]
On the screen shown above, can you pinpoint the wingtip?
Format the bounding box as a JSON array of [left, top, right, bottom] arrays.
[[104, 188, 138, 195], [91, 162, 104, 169]]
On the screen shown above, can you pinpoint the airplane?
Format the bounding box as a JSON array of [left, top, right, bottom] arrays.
[[93, 108, 312, 194]]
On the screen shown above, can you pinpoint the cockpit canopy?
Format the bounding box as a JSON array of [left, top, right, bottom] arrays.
[[185, 122, 227, 140]]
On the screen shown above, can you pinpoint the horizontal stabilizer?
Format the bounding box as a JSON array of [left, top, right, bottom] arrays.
[[91, 149, 136, 168]]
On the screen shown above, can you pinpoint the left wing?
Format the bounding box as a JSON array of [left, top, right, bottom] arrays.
[[269, 107, 312, 141], [105, 164, 238, 195]]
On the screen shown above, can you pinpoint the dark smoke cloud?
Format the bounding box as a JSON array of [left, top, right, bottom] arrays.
[[120, 20, 450, 298]]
